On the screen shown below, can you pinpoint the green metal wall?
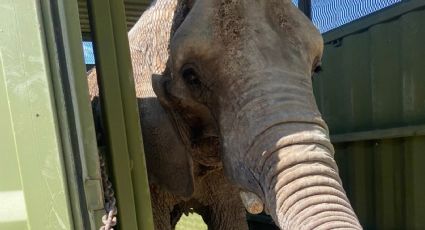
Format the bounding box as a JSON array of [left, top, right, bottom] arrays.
[[0, 0, 75, 229], [0, 0, 155, 229], [314, 2, 425, 229]]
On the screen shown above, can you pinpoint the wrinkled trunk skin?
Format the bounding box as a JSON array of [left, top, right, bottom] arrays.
[[219, 71, 362, 229], [251, 125, 361, 229], [265, 144, 361, 229]]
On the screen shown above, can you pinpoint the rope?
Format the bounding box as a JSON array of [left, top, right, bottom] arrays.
[[100, 208, 117, 230], [99, 149, 118, 230]]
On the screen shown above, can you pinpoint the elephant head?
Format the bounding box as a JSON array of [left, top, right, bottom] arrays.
[[153, 0, 361, 228]]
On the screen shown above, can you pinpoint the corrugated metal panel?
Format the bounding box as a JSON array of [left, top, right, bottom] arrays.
[[78, 0, 150, 35], [314, 2, 425, 229], [312, 0, 402, 33]]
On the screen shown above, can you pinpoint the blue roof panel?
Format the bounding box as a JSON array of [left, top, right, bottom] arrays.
[[312, 0, 402, 33], [83, 41, 95, 65]]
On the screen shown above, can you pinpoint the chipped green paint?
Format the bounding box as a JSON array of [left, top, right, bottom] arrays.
[[0, 52, 28, 230]]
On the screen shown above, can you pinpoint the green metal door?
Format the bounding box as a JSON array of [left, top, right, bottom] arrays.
[[0, 0, 154, 229], [0, 0, 74, 229]]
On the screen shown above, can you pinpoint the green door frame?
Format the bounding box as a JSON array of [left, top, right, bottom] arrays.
[[86, 0, 154, 229], [1, 0, 153, 229], [0, 0, 88, 229], [39, 0, 106, 229]]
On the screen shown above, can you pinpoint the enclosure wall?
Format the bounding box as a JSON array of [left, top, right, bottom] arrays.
[[314, 2, 425, 229]]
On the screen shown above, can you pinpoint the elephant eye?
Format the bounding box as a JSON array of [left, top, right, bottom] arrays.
[[311, 61, 323, 80], [313, 61, 323, 74], [182, 66, 202, 87]]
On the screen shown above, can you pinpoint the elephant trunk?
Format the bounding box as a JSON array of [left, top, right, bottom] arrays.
[[253, 125, 362, 229], [220, 70, 362, 229]]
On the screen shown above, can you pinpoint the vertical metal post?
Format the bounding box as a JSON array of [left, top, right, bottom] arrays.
[[87, 0, 154, 229], [87, 0, 139, 228], [299, 0, 312, 19], [39, 0, 106, 228], [107, 0, 155, 229]]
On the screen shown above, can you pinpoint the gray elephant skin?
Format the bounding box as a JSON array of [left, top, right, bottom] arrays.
[[88, 0, 362, 229]]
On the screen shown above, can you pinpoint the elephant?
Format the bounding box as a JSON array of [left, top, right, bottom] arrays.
[[88, 0, 362, 229]]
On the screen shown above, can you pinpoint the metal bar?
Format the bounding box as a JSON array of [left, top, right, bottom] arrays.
[[87, 0, 143, 228], [39, 1, 89, 229], [39, 0, 106, 228], [331, 125, 425, 143], [107, 0, 154, 229], [298, 0, 312, 19]]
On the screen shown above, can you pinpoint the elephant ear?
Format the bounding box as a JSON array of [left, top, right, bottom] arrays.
[[141, 74, 194, 198]]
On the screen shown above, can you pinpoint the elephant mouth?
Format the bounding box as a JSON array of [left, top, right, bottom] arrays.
[[171, 109, 222, 167], [190, 136, 222, 167]]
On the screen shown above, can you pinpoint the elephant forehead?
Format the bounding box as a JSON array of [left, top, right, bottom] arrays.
[[213, 0, 245, 47], [212, 0, 296, 43]]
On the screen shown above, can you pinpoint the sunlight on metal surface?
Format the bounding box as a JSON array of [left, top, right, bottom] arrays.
[[0, 191, 27, 222]]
